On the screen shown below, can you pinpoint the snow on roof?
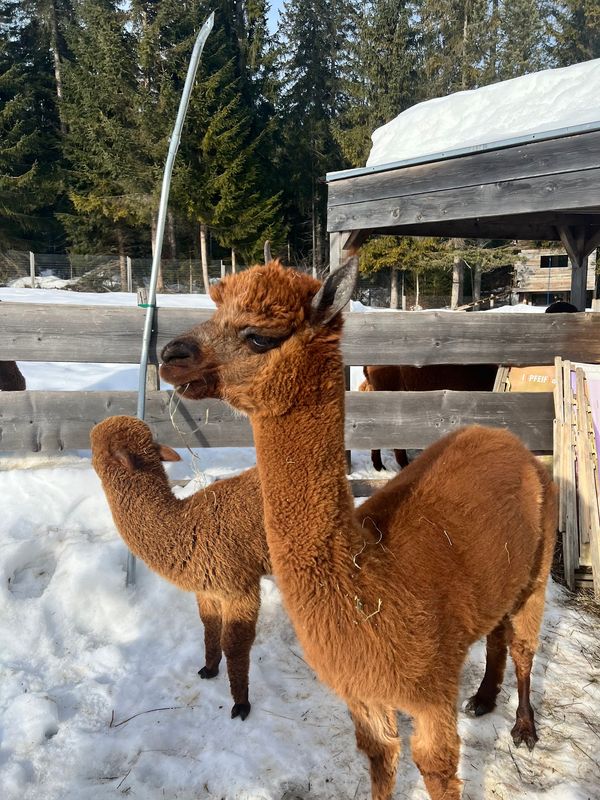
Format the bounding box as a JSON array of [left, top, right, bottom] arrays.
[[367, 58, 600, 168]]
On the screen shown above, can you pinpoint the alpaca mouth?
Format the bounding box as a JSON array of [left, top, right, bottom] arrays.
[[159, 363, 220, 400]]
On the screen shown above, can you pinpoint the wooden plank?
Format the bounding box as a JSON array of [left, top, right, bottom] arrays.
[[4, 303, 600, 367], [328, 130, 600, 208], [583, 377, 600, 598], [562, 360, 578, 590], [369, 213, 600, 242], [575, 369, 591, 551], [0, 389, 555, 453], [327, 167, 600, 233]]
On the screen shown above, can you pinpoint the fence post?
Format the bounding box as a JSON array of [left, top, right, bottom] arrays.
[[29, 251, 36, 288], [220, 260, 226, 279], [126, 257, 133, 292]]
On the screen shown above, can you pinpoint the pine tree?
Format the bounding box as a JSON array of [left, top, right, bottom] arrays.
[[552, 0, 600, 65], [61, 0, 145, 263], [336, 0, 421, 166], [496, 0, 549, 79], [0, 1, 63, 248], [277, 0, 358, 268]]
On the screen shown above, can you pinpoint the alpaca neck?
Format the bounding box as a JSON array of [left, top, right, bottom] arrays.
[[106, 467, 202, 590], [251, 364, 363, 619]]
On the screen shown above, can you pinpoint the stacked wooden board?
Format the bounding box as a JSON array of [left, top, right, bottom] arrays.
[[554, 357, 600, 597]]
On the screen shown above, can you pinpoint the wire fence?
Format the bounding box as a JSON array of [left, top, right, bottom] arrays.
[[0, 250, 251, 293]]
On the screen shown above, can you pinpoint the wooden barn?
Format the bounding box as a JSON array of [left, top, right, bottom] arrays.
[[514, 247, 597, 306]]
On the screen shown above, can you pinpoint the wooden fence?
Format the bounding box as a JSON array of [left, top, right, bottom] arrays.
[[3, 302, 600, 457]]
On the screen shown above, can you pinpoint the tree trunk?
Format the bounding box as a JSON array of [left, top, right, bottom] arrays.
[[451, 256, 464, 309], [311, 195, 318, 279], [472, 264, 482, 310], [200, 223, 210, 294], [48, 1, 66, 134], [415, 272, 420, 309], [167, 211, 177, 259], [117, 227, 127, 290], [231, 248, 237, 274], [390, 268, 399, 309]]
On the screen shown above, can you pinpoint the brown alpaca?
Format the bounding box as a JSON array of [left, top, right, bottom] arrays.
[[90, 415, 270, 720], [360, 364, 497, 470], [0, 361, 26, 391], [160, 261, 557, 800]]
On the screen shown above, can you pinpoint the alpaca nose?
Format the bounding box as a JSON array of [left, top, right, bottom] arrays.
[[160, 338, 199, 364]]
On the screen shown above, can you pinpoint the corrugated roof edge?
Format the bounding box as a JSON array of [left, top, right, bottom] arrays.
[[326, 121, 600, 182]]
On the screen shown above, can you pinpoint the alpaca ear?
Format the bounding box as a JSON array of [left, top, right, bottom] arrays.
[[310, 256, 358, 326], [158, 444, 182, 462], [111, 448, 137, 473]]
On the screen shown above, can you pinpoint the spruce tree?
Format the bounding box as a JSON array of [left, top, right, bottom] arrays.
[[552, 0, 600, 65], [61, 0, 144, 261], [0, 1, 63, 248], [496, 0, 548, 79]]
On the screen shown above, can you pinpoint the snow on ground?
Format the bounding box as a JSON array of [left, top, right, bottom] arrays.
[[1, 289, 599, 799], [367, 58, 600, 168]]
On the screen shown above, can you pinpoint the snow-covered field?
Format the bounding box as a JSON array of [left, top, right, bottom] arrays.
[[1, 287, 599, 800]]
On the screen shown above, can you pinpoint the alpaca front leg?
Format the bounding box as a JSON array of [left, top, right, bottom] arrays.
[[221, 591, 260, 721], [196, 594, 223, 679], [411, 701, 462, 800], [348, 700, 400, 800]]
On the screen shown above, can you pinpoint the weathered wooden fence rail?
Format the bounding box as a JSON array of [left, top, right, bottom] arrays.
[[3, 302, 600, 365], [0, 302, 597, 456], [0, 389, 555, 453]]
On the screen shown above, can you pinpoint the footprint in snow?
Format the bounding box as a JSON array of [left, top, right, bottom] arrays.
[[7, 552, 56, 599]]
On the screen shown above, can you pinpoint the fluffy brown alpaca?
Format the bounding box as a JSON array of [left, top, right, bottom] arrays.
[[359, 364, 497, 470], [160, 261, 557, 800], [90, 415, 270, 720], [0, 360, 26, 391]]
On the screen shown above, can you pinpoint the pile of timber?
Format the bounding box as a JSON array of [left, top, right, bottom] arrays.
[[554, 357, 600, 597]]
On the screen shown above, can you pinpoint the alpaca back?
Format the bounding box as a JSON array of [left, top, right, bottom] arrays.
[[357, 426, 556, 639]]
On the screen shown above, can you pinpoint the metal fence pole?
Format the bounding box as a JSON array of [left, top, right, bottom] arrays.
[[29, 252, 36, 288], [128, 11, 215, 588]]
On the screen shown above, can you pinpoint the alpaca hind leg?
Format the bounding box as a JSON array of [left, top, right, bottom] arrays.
[[371, 449, 385, 471], [348, 701, 400, 800], [196, 594, 222, 679], [508, 518, 554, 750], [394, 448, 409, 469], [411, 702, 462, 800], [221, 590, 260, 720], [465, 619, 509, 716]]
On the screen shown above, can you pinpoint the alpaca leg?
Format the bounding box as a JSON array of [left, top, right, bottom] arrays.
[[196, 594, 222, 679], [221, 590, 260, 721], [371, 449, 385, 471], [348, 701, 400, 800], [508, 523, 554, 750], [465, 620, 509, 716], [411, 702, 462, 800], [394, 449, 409, 469]]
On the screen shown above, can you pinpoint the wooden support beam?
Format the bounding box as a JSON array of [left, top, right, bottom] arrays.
[[557, 225, 599, 310]]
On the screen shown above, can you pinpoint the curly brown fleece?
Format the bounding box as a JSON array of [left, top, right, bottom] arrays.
[[90, 415, 269, 721], [160, 261, 557, 800]]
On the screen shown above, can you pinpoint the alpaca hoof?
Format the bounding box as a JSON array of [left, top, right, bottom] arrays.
[[198, 665, 219, 679], [231, 702, 251, 720], [465, 694, 496, 717], [511, 718, 538, 751]]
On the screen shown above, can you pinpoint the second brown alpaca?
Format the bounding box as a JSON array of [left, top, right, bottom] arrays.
[[359, 364, 497, 470], [90, 415, 270, 720]]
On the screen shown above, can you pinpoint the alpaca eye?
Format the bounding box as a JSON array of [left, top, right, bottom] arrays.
[[245, 333, 283, 354]]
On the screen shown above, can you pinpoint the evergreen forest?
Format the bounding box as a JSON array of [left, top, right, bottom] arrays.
[[1, 0, 598, 291]]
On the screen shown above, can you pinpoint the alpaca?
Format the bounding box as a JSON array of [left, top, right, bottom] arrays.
[[359, 364, 497, 470], [160, 260, 557, 800], [0, 361, 26, 391], [90, 415, 270, 720]]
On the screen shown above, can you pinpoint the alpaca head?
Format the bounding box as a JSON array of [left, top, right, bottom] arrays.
[[91, 415, 181, 478], [160, 258, 358, 416]]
